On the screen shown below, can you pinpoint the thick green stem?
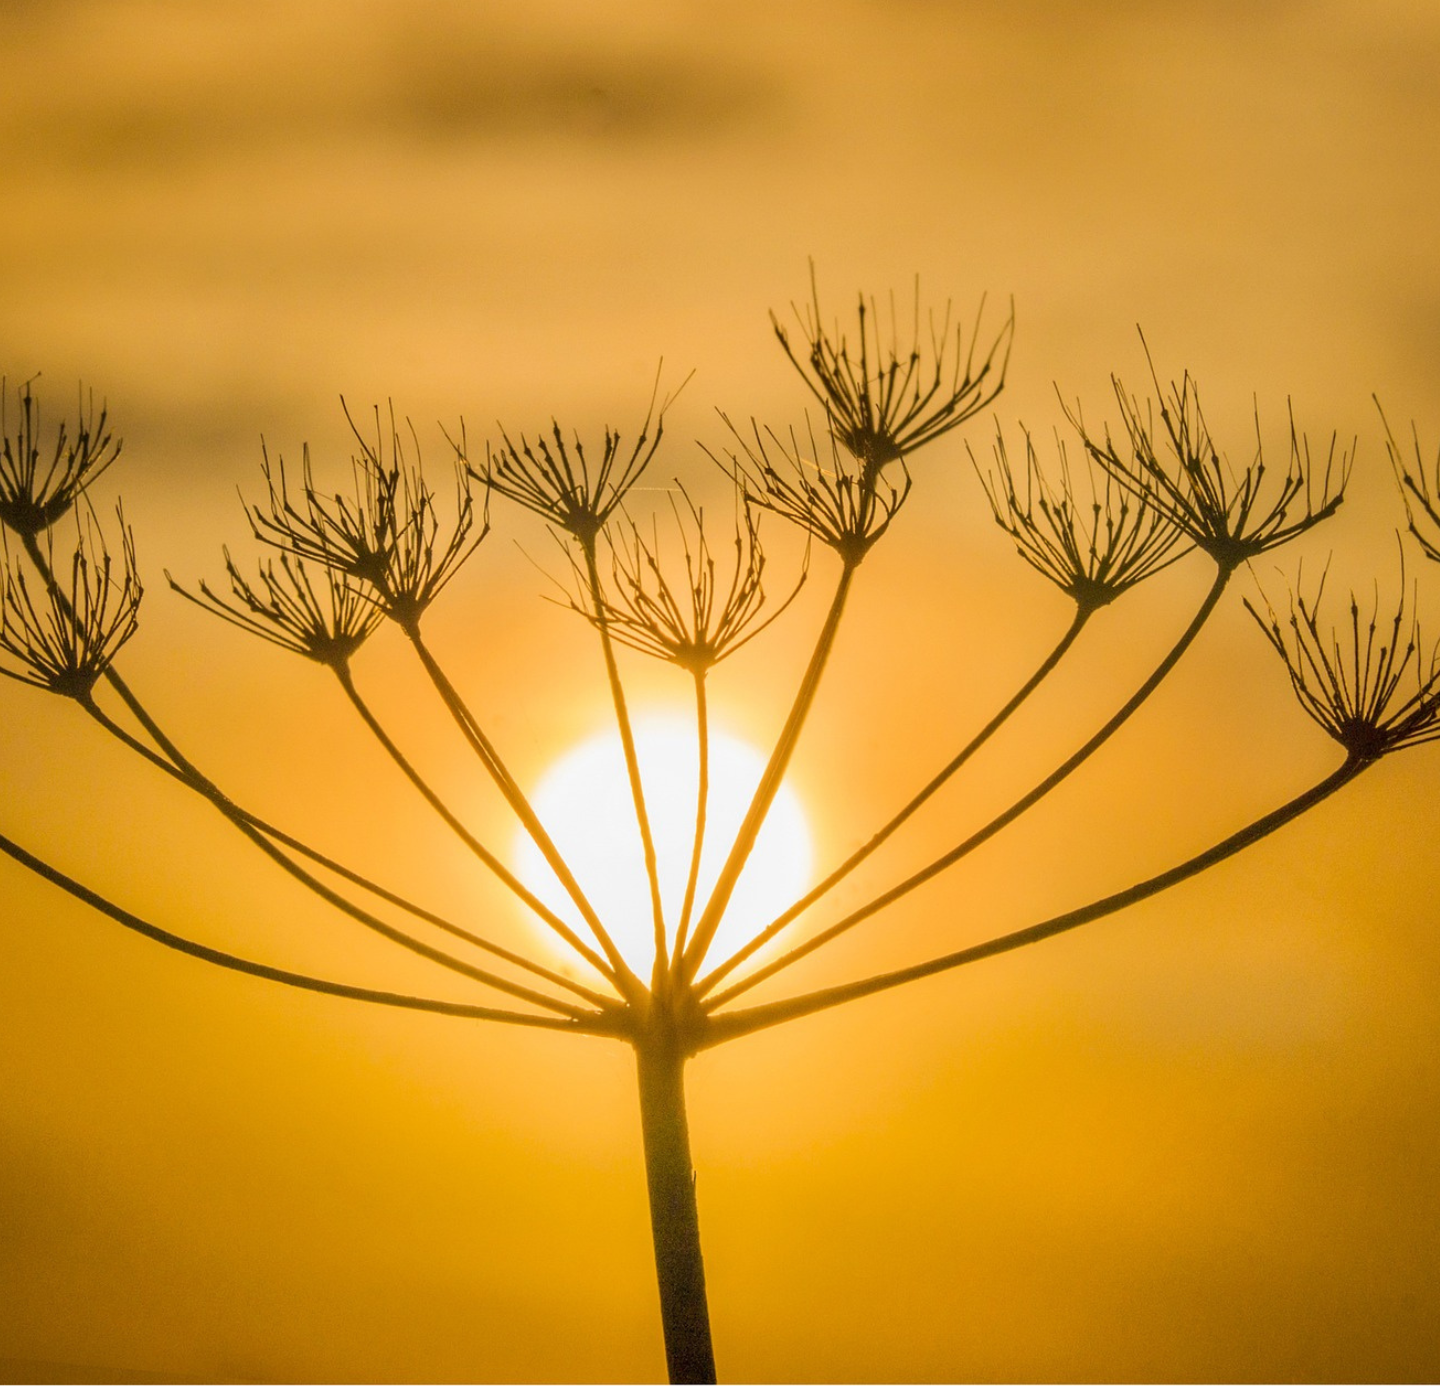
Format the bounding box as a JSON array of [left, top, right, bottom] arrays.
[[636, 1039, 717, 1384]]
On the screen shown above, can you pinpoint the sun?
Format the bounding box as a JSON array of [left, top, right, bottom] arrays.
[[515, 714, 812, 977]]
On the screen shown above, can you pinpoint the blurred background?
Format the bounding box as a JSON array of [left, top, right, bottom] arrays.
[[2, 0, 1439, 1379]]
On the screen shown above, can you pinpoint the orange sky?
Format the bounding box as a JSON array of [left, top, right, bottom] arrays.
[[3, 1, 1440, 1380]]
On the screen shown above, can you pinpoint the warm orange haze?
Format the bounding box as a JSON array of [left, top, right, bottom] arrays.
[[3, 1, 1440, 1382]]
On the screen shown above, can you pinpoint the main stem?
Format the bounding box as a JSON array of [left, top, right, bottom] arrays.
[[635, 1038, 717, 1384]]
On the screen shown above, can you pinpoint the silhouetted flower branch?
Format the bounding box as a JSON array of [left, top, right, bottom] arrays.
[[772, 267, 1013, 468], [0, 378, 121, 539], [974, 423, 1191, 609], [168, 550, 383, 668], [1378, 403, 1440, 564], [1248, 563, 1440, 763], [471, 374, 684, 547], [247, 402, 484, 631], [711, 413, 910, 564], [554, 487, 805, 673], [0, 505, 140, 698], [1068, 345, 1350, 568]]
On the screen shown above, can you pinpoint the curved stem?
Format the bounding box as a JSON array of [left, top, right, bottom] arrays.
[[705, 755, 1363, 1045], [671, 668, 710, 972], [581, 538, 668, 986], [334, 664, 621, 987], [405, 626, 645, 1001], [91, 665, 595, 1018], [0, 829, 609, 1035], [679, 558, 857, 983], [16, 534, 595, 1016], [705, 565, 1231, 1009], [79, 692, 614, 1010], [697, 603, 1090, 996]]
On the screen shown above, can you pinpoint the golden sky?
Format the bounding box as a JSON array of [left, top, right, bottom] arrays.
[[3, 0, 1440, 1380]]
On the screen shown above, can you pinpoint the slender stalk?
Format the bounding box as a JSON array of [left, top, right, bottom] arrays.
[[17, 532, 594, 1015], [79, 693, 615, 1008], [333, 664, 621, 986], [704, 756, 1364, 1045], [697, 604, 1089, 996], [94, 663, 594, 1016], [679, 559, 858, 982], [671, 668, 710, 970], [581, 537, 668, 986], [0, 829, 606, 1035], [705, 565, 1231, 1008], [405, 626, 646, 1001], [635, 1038, 717, 1384]]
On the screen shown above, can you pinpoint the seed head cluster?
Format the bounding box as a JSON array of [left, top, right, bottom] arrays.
[[1071, 352, 1350, 569], [772, 269, 1013, 470], [0, 508, 140, 698], [245, 403, 484, 632], [974, 423, 1190, 609], [169, 550, 384, 668], [0, 379, 121, 539], [557, 490, 804, 674]]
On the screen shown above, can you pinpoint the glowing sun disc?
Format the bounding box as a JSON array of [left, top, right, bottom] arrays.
[[515, 716, 812, 976]]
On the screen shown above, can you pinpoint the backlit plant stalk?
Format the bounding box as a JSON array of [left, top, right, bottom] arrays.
[[2, 280, 1432, 1386]]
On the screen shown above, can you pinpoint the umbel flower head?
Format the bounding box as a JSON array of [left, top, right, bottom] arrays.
[[1378, 403, 1440, 564], [1247, 561, 1440, 764], [0, 504, 141, 699], [246, 402, 484, 632], [555, 486, 805, 674], [473, 374, 685, 547], [709, 412, 911, 565], [0, 378, 122, 539], [168, 550, 384, 669], [771, 268, 1014, 470], [973, 423, 1191, 610], [1069, 344, 1350, 569]]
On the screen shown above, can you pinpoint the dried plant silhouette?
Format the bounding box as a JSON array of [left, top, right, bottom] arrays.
[[2, 283, 1436, 1383]]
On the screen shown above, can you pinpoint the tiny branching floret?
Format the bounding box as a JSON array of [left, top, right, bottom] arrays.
[[168, 550, 384, 669], [973, 423, 1191, 610], [0, 379, 122, 540], [246, 402, 484, 631], [1248, 562, 1440, 763], [1069, 342, 1350, 568], [709, 412, 911, 565], [772, 267, 1013, 469], [553, 486, 805, 673], [0, 505, 141, 698]]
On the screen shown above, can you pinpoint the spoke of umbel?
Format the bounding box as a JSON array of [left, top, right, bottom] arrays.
[[704, 565, 1231, 1008]]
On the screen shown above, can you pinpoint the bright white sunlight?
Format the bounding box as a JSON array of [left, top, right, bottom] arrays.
[[516, 716, 812, 975]]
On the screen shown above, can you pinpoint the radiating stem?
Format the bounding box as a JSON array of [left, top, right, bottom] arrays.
[[705, 755, 1364, 1044], [79, 693, 614, 1009], [333, 664, 620, 986], [0, 828, 606, 1035], [19, 534, 591, 1014], [696, 604, 1090, 996], [671, 668, 710, 972], [680, 558, 857, 982], [705, 565, 1231, 1008], [405, 625, 645, 1001], [581, 538, 668, 988]]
